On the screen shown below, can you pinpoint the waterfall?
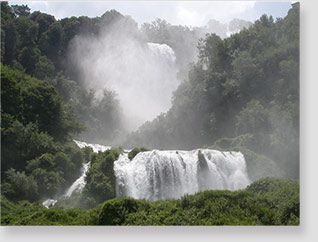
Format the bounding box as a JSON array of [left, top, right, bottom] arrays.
[[65, 162, 91, 197], [42, 199, 57, 208], [147, 43, 176, 63], [114, 149, 250, 201], [73, 140, 111, 153], [42, 161, 91, 208], [72, 35, 179, 131], [63, 140, 113, 197]]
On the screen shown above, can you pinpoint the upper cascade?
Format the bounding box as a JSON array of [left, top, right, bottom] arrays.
[[114, 149, 250, 201], [147, 42, 176, 63], [73, 140, 111, 153]]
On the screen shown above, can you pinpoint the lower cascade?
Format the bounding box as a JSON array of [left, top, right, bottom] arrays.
[[114, 149, 250, 201], [43, 141, 251, 207]]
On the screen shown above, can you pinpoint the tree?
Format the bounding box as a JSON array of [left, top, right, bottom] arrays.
[[235, 99, 270, 135], [198, 33, 222, 70], [30, 11, 56, 38], [15, 16, 39, 47], [232, 50, 261, 99], [2, 19, 18, 65], [11, 4, 30, 17], [33, 55, 55, 80], [2, 169, 38, 202], [18, 46, 41, 73]]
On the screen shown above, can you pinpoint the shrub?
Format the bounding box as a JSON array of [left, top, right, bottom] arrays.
[[1, 169, 39, 202], [97, 198, 139, 225], [128, 147, 148, 160]]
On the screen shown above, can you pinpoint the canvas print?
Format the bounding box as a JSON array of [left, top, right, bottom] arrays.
[[0, 1, 299, 225]]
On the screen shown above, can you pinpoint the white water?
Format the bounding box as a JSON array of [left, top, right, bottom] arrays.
[[147, 43, 176, 63], [71, 35, 179, 131], [42, 199, 57, 208], [42, 162, 91, 208], [73, 140, 111, 152], [114, 149, 250, 201], [65, 162, 91, 197]]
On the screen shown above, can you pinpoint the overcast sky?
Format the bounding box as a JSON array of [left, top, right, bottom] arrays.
[[9, 1, 294, 27]]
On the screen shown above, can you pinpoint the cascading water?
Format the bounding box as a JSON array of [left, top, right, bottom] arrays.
[[64, 140, 114, 198], [73, 140, 111, 152], [71, 34, 179, 131], [65, 162, 91, 197], [42, 199, 57, 208], [114, 149, 250, 201], [42, 140, 111, 208], [147, 43, 176, 64], [42, 161, 91, 208]]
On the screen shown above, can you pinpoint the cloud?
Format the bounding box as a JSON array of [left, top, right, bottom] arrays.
[[12, 1, 256, 26], [173, 1, 256, 26], [10, 1, 293, 27]]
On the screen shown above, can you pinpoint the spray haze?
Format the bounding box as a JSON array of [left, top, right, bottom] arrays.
[[69, 14, 179, 133]]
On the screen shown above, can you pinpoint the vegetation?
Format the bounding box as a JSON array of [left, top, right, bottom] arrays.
[[1, 178, 299, 225], [128, 147, 149, 160], [80, 149, 121, 208], [0, 2, 125, 205], [0, 197, 99, 225], [1, 2, 125, 145], [1, 64, 88, 202]]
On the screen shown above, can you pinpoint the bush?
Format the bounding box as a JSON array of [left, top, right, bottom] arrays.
[[1, 169, 39, 202], [96, 178, 299, 226], [31, 168, 64, 197], [97, 198, 139, 225], [81, 149, 121, 208], [1, 178, 299, 225], [237, 147, 283, 181], [128, 147, 149, 160]]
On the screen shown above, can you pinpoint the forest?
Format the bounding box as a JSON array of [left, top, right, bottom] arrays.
[[0, 2, 299, 225]]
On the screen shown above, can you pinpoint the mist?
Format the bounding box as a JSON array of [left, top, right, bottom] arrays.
[[68, 15, 179, 133]]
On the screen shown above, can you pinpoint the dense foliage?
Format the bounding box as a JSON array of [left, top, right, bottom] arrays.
[[0, 2, 128, 206], [0, 64, 90, 202], [0, 197, 99, 225], [1, 2, 253, 145], [80, 149, 121, 208], [128, 147, 149, 160], [141, 18, 251, 71], [125, 7, 299, 179], [1, 2, 125, 144], [1, 178, 299, 225]]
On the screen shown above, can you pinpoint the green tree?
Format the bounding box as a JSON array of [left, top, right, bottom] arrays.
[[18, 46, 40, 73], [11, 4, 30, 17], [235, 99, 270, 135], [33, 55, 55, 80], [15, 16, 39, 47], [2, 169, 38, 202]]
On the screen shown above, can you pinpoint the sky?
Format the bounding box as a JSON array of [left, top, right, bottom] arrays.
[[9, 1, 294, 27]]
